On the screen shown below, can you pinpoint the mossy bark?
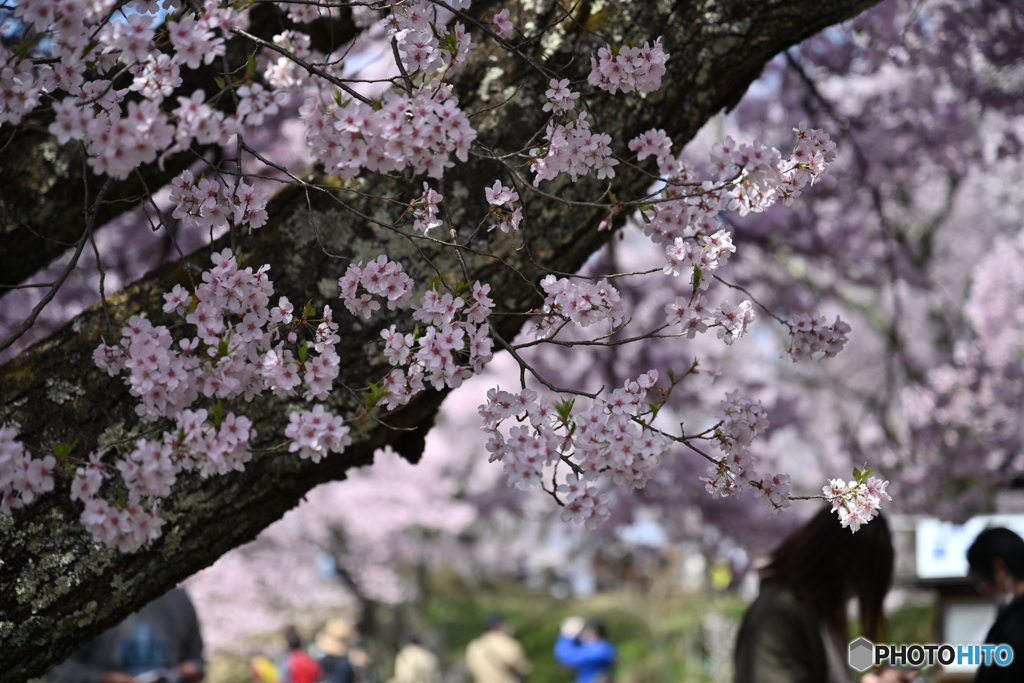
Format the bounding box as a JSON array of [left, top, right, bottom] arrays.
[[0, 0, 878, 679]]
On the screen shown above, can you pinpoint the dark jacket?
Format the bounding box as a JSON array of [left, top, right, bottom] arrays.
[[45, 588, 204, 683], [733, 586, 831, 683], [976, 593, 1024, 683]]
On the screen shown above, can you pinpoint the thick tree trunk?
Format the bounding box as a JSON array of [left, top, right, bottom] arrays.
[[0, 0, 878, 679]]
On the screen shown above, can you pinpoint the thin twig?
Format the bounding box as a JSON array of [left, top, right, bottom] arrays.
[[0, 178, 114, 353], [229, 28, 375, 106]]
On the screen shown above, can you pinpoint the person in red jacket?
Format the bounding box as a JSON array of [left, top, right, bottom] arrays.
[[284, 626, 322, 683]]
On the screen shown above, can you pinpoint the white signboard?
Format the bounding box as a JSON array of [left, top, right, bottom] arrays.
[[916, 515, 1024, 579]]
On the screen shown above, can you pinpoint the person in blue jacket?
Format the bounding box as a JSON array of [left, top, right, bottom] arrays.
[[554, 616, 616, 683]]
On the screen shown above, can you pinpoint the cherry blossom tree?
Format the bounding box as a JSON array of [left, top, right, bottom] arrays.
[[559, 0, 1024, 544], [0, 0, 889, 679]]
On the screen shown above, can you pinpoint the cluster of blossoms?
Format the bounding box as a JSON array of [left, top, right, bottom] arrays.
[[661, 227, 753, 346], [823, 476, 892, 532], [385, 1, 475, 76], [484, 181, 524, 233], [632, 125, 838, 250], [531, 275, 626, 340], [529, 80, 617, 185], [285, 405, 353, 463], [339, 255, 416, 319], [85, 250, 352, 550], [292, 0, 483, 180], [665, 295, 755, 346], [169, 170, 270, 233], [411, 183, 445, 235], [588, 39, 669, 94], [786, 312, 852, 361], [490, 8, 514, 40], [300, 87, 477, 180], [168, 89, 241, 153], [339, 255, 495, 406], [49, 91, 176, 179], [262, 29, 329, 91], [80, 497, 164, 554], [663, 229, 736, 287], [699, 391, 792, 515], [1, 0, 271, 179], [0, 426, 56, 516], [479, 372, 672, 529], [235, 83, 285, 127], [711, 125, 837, 213], [622, 127, 847, 360]]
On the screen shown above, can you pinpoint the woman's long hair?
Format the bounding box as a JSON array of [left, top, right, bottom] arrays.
[[759, 505, 893, 642]]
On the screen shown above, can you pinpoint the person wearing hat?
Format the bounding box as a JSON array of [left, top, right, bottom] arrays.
[[316, 619, 357, 683]]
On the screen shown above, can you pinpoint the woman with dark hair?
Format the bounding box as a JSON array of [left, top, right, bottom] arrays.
[[733, 506, 900, 683]]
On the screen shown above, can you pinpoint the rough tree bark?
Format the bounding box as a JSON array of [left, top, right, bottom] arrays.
[[0, 0, 878, 680]]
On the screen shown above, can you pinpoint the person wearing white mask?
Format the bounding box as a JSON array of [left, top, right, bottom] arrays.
[[967, 527, 1024, 683]]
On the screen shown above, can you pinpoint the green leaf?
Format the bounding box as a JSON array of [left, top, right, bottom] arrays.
[[53, 438, 79, 460], [364, 381, 387, 410], [639, 203, 655, 213], [245, 52, 259, 78], [214, 77, 226, 91], [81, 39, 101, 59], [691, 264, 702, 290], [13, 34, 43, 61], [554, 398, 576, 421], [213, 400, 223, 426], [303, 299, 317, 319], [298, 340, 308, 362]]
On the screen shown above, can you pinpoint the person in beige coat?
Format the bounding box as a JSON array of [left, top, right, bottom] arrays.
[[465, 616, 531, 683], [393, 636, 441, 683]]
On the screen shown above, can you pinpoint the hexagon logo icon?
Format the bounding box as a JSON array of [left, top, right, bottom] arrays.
[[849, 637, 875, 672]]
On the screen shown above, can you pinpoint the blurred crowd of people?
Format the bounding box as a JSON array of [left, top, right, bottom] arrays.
[[41, 508, 1024, 683], [249, 619, 384, 683], [245, 611, 616, 683]]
